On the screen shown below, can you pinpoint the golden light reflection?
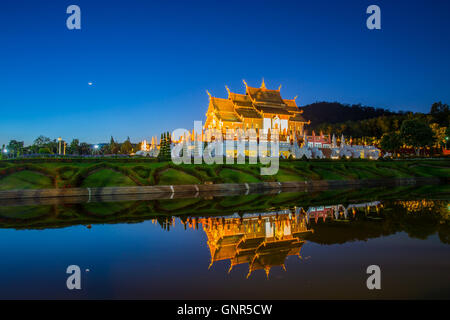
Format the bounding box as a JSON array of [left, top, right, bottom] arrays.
[[199, 212, 312, 278]]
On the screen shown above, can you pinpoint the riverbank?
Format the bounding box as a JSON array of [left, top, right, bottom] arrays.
[[0, 159, 449, 192], [0, 176, 446, 202], [0, 183, 448, 230]]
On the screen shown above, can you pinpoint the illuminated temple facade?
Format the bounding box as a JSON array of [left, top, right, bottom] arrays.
[[205, 80, 309, 137]]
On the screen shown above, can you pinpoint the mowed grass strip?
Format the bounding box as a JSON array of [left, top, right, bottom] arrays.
[[0, 170, 54, 190], [158, 168, 201, 185], [0, 159, 449, 190], [81, 169, 137, 187]]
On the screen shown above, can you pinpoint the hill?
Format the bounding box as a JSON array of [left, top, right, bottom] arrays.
[[300, 102, 400, 129]]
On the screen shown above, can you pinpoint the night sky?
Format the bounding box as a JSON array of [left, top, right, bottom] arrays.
[[1, 0, 449, 145]]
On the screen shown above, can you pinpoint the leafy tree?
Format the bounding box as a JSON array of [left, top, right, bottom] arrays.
[[430, 123, 447, 148], [7, 140, 24, 157], [400, 119, 435, 155], [79, 142, 91, 155], [33, 135, 51, 147], [430, 101, 450, 127], [68, 139, 80, 155], [445, 127, 450, 149], [120, 137, 133, 154], [380, 132, 402, 156], [38, 147, 52, 155]]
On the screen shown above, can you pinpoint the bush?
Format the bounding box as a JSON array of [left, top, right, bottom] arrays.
[[38, 147, 52, 154]]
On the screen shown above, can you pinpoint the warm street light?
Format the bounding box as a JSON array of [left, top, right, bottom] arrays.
[[58, 137, 62, 155]]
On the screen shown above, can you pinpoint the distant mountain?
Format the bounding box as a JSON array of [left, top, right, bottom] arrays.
[[299, 102, 401, 129]]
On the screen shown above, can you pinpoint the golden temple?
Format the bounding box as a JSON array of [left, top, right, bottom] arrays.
[[205, 79, 309, 137]]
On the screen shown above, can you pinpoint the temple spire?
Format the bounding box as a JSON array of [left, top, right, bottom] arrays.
[[265, 266, 271, 279], [261, 78, 266, 89]]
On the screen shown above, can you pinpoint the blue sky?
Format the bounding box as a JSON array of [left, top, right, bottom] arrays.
[[1, 0, 449, 145]]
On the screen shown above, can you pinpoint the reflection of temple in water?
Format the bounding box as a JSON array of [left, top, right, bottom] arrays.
[[152, 201, 383, 278], [198, 211, 313, 278]]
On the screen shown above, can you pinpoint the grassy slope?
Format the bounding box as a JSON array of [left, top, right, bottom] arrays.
[[0, 159, 449, 190]]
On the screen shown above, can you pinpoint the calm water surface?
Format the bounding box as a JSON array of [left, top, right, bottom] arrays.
[[0, 186, 449, 299]]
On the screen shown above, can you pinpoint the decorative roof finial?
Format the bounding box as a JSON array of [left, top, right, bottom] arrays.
[[261, 78, 266, 89], [206, 90, 211, 98], [294, 95, 298, 100], [225, 85, 231, 96], [265, 266, 270, 279], [278, 84, 282, 91], [242, 79, 248, 87]]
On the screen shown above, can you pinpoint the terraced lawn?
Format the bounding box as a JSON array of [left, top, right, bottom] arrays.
[[0, 159, 448, 190], [0, 170, 53, 190], [81, 169, 137, 187]]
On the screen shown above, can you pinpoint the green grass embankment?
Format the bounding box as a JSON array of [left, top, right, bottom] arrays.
[[0, 159, 449, 190]]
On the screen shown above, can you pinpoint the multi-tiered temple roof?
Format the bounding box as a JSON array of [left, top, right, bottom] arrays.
[[205, 80, 308, 135]]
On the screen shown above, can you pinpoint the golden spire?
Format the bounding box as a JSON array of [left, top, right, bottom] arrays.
[[278, 84, 282, 91], [265, 266, 271, 279], [206, 90, 211, 99], [294, 95, 297, 100], [225, 85, 231, 96], [261, 78, 266, 89], [242, 79, 248, 88]]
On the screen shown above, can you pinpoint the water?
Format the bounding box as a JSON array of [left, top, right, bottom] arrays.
[[0, 185, 449, 299]]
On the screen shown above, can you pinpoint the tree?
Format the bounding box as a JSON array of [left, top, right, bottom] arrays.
[[79, 142, 91, 155], [158, 132, 171, 161], [445, 127, 450, 149], [68, 139, 80, 155], [33, 135, 51, 147], [400, 119, 435, 156], [120, 137, 133, 154], [430, 123, 447, 148], [430, 102, 450, 127], [7, 140, 24, 157], [380, 132, 402, 156], [38, 147, 52, 155], [108, 136, 119, 154]]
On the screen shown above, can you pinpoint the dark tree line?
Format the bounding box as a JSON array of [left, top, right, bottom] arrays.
[[1, 135, 140, 158], [301, 102, 399, 130], [301, 101, 449, 156]]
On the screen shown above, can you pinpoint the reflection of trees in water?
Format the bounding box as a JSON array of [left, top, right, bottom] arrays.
[[177, 200, 449, 278], [390, 200, 449, 244], [307, 200, 449, 245], [0, 192, 448, 246]]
